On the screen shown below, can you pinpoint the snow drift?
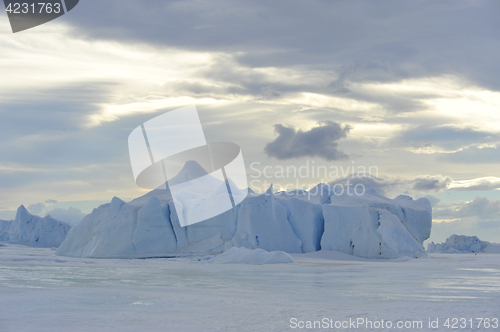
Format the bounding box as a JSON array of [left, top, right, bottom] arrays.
[[212, 247, 295, 264], [427, 235, 500, 253], [56, 161, 432, 259], [0, 205, 71, 247]]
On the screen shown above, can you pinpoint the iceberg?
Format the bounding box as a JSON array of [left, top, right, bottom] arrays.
[[427, 234, 499, 253], [56, 161, 432, 259], [0, 205, 71, 247], [276, 196, 323, 252], [231, 185, 302, 253]]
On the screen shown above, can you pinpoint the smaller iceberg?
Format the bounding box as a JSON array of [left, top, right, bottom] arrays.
[[427, 234, 500, 253], [0, 205, 71, 247]]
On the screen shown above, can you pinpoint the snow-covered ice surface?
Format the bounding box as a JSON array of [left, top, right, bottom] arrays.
[[1, 245, 499, 332], [211, 247, 295, 265]]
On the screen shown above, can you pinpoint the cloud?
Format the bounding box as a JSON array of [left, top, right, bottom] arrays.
[[477, 221, 500, 229], [457, 197, 500, 220], [449, 177, 500, 191], [326, 174, 452, 197], [428, 217, 500, 244], [422, 195, 440, 208], [429, 197, 500, 243], [46, 207, 86, 224], [260, 86, 281, 100], [264, 121, 351, 161], [433, 197, 500, 221], [27, 202, 46, 215], [327, 175, 403, 196], [61, 0, 500, 92], [439, 145, 500, 164], [392, 125, 499, 154], [25, 200, 87, 223], [412, 175, 452, 192]]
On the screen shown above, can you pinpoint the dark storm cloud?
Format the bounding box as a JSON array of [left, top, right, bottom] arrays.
[[264, 121, 351, 161]]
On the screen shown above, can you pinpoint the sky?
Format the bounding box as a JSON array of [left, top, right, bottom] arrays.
[[0, 0, 499, 243]]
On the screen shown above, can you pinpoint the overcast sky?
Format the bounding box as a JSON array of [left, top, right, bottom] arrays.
[[1, 0, 499, 243]]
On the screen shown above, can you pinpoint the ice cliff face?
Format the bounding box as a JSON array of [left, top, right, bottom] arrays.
[[56, 169, 432, 259], [0, 205, 71, 247], [320, 190, 431, 258]]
